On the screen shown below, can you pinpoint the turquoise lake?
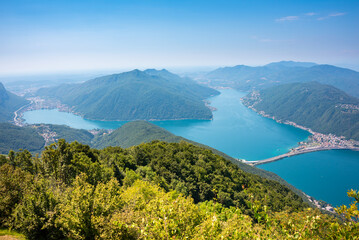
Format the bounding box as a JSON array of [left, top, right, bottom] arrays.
[[23, 89, 359, 206], [258, 150, 359, 207]]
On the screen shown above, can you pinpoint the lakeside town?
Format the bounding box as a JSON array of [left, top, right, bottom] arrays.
[[248, 106, 359, 155], [291, 128, 359, 152], [241, 91, 359, 154], [13, 96, 75, 127]]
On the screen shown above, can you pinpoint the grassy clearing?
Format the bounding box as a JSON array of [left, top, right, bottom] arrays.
[[0, 229, 25, 240]]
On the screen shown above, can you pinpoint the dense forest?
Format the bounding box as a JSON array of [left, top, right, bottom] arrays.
[[242, 82, 359, 141], [90, 121, 317, 204], [36, 69, 219, 121], [0, 140, 358, 239], [0, 120, 313, 206], [205, 61, 359, 97]]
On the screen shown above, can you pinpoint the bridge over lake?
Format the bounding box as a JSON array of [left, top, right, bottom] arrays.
[[242, 147, 359, 166]]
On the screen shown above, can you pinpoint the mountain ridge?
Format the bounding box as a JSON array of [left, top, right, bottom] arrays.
[[204, 62, 359, 97], [36, 69, 219, 121], [242, 82, 359, 141], [0, 82, 29, 122]]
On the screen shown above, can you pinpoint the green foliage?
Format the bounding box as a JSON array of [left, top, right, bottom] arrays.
[[37, 69, 219, 121], [206, 62, 359, 97], [56, 175, 122, 240], [12, 177, 64, 240], [0, 120, 312, 208], [243, 82, 359, 140], [336, 189, 359, 226], [93, 120, 313, 207], [40, 139, 112, 185], [8, 149, 34, 173], [0, 164, 32, 227], [0, 123, 44, 154], [1, 139, 358, 239], [121, 141, 306, 214], [0, 228, 26, 240], [118, 180, 204, 239]]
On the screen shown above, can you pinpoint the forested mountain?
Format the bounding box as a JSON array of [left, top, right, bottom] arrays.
[[36, 69, 219, 121], [205, 61, 359, 97], [92, 121, 186, 149], [92, 121, 313, 204], [0, 120, 310, 205], [0, 82, 29, 122], [0, 123, 94, 154], [0, 123, 44, 154], [1, 140, 358, 239], [242, 82, 359, 141]]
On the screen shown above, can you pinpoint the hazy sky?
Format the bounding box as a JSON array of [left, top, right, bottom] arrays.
[[1, 0, 359, 75]]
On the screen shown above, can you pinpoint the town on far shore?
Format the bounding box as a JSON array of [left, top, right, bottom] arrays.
[[238, 106, 359, 167], [285, 120, 359, 152]]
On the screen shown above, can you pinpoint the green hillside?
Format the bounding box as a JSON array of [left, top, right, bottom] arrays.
[[92, 121, 313, 205], [0, 123, 95, 154], [0, 83, 29, 122], [0, 123, 44, 154], [205, 62, 359, 97], [242, 82, 359, 140], [1, 140, 358, 239], [92, 121, 186, 149], [0, 120, 311, 206], [36, 69, 219, 121]]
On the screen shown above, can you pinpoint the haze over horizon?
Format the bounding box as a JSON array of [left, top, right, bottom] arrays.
[[1, 0, 359, 75]]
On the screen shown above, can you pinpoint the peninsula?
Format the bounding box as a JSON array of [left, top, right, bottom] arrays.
[[240, 124, 359, 166], [240, 82, 359, 165]]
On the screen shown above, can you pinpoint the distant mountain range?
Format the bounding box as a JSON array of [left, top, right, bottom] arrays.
[[0, 82, 29, 122], [37, 69, 219, 121], [242, 82, 359, 141], [204, 61, 359, 98]]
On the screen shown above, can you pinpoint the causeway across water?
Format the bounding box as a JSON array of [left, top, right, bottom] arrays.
[[242, 147, 359, 166]]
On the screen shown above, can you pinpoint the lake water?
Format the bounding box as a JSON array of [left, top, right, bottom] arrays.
[[258, 150, 359, 207], [23, 89, 358, 206]]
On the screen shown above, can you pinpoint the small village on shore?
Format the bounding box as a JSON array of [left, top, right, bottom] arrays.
[[244, 106, 359, 161], [13, 97, 75, 127], [242, 91, 359, 155]]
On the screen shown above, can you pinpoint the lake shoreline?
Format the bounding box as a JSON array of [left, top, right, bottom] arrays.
[[21, 89, 358, 208], [240, 96, 359, 157], [16, 96, 216, 125]]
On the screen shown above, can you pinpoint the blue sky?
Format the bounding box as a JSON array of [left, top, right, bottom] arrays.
[[0, 0, 358, 74]]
